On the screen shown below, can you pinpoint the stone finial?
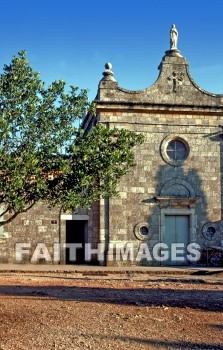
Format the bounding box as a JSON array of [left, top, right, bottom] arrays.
[[101, 62, 116, 82], [170, 24, 178, 50]]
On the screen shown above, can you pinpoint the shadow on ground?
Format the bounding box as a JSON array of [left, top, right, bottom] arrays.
[[0, 284, 222, 312], [84, 333, 223, 349]]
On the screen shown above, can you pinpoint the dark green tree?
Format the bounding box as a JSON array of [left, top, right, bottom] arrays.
[[0, 51, 144, 226]]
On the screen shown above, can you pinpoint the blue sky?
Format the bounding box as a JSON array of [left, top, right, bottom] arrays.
[[0, 0, 223, 100]]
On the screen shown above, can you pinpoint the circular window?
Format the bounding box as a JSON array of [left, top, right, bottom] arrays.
[[166, 140, 187, 160], [160, 135, 190, 166], [139, 226, 149, 236], [202, 222, 219, 241], [207, 227, 216, 237], [134, 222, 151, 241]]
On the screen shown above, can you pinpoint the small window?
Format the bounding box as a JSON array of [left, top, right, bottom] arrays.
[[160, 135, 190, 167], [207, 227, 216, 238], [139, 226, 149, 236], [134, 222, 151, 241], [202, 222, 219, 241], [167, 140, 187, 160]]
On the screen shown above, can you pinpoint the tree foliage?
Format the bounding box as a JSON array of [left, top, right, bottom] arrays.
[[0, 51, 144, 225]]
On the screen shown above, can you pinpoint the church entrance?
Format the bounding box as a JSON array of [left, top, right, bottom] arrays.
[[164, 215, 189, 265]]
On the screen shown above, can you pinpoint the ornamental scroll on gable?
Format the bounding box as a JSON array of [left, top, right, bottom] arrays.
[[96, 25, 223, 109]]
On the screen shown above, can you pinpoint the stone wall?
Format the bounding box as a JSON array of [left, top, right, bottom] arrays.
[[0, 202, 61, 263], [93, 43, 223, 266], [98, 109, 223, 266], [0, 201, 100, 264]]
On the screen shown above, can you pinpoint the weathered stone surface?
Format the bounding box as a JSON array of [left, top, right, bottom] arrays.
[[96, 52, 223, 109], [92, 36, 223, 266]]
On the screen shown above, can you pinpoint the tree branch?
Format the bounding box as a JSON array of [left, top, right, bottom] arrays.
[[0, 201, 36, 227]]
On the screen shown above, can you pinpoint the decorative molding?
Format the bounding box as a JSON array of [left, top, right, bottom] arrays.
[[155, 196, 197, 209], [160, 178, 196, 198]]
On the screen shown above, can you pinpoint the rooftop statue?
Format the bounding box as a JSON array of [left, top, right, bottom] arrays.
[[170, 24, 178, 50]]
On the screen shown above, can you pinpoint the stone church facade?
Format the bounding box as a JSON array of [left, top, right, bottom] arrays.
[[85, 26, 223, 266], [1, 26, 223, 265]]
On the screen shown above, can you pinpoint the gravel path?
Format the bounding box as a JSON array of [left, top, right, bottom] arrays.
[[0, 272, 222, 349]]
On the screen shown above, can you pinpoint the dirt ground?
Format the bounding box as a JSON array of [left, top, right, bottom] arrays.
[[0, 271, 222, 350]]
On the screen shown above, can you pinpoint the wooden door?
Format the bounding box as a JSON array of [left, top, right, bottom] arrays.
[[164, 215, 189, 265]]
